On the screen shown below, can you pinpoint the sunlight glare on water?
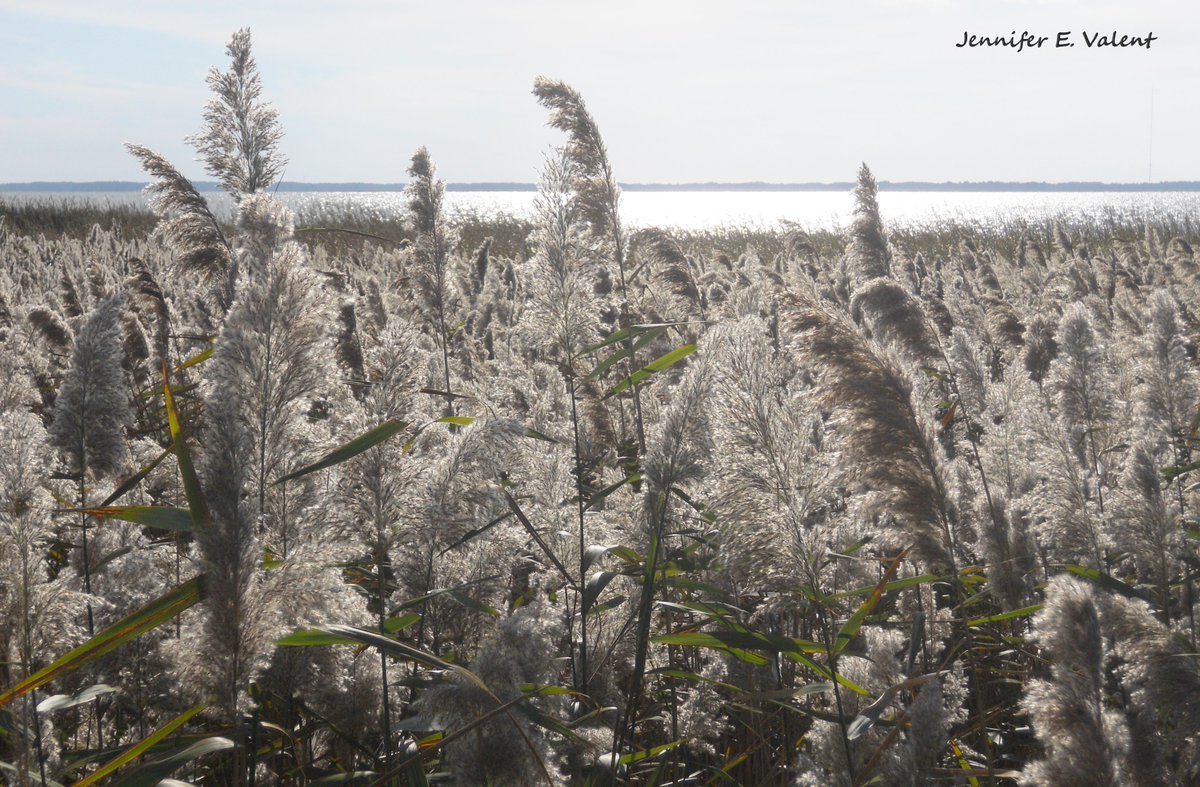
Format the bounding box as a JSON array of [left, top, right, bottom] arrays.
[[4, 190, 1198, 233], [281, 190, 1200, 233]]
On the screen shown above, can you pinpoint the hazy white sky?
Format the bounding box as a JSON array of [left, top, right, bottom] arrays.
[[2, 0, 1196, 183]]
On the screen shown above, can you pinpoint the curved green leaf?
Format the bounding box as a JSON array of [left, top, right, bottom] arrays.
[[174, 343, 214, 373], [76, 704, 206, 786], [0, 576, 202, 708], [619, 740, 683, 766], [297, 624, 489, 691], [163, 364, 208, 529], [580, 322, 685, 356], [829, 573, 941, 601], [654, 630, 825, 656], [80, 505, 194, 532], [589, 594, 627, 615], [967, 604, 1043, 628], [583, 571, 620, 613], [98, 446, 172, 507], [604, 343, 696, 399], [583, 474, 641, 512], [584, 325, 667, 382], [35, 683, 118, 713], [278, 614, 420, 647], [1062, 564, 1149, 601], [275, 418, 408, 485], [111, 736, 233, 787], [277, 629, 370, 647], [833, 551, 906, 657]]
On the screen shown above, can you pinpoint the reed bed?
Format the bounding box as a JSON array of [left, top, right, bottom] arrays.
[[2, 28, 1200, 787]]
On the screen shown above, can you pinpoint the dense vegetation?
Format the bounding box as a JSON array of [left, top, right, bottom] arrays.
[[3, 29, 1200, 786]]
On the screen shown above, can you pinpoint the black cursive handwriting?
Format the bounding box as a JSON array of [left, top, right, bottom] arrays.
[[956, 30, 1157, 50]]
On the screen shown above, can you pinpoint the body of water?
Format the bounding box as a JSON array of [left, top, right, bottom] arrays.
[[3, 189, 1198, 233]]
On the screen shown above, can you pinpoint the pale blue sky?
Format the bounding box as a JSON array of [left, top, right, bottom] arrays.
[[2, 0, 1196, 183]]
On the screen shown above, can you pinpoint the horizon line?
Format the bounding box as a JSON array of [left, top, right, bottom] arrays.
[[4, 180, 1200, 193]]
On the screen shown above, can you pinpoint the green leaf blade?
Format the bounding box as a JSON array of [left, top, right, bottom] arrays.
[[81, 505, 194, 532], [275, 418, 407, 485], [76, 704, 207, 786], [0, 576, 202, 708], [604, 343, 696, 399]]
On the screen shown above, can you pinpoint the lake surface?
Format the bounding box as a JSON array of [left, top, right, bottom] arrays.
[[4, 189, 1198, 233]]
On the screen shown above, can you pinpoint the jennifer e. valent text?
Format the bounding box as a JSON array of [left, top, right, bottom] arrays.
[[955, 30, 1157, 50]]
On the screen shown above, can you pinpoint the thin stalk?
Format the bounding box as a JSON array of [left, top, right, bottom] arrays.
[[78, 475, 94, 636], [435, 280, 454, 418], [175, 534, 183, 639], [616, 488, 668, 755], [247, 710, 258, 787], [21, 558, 47, 786], [1168, 432, 1193, 640], [817, 605, 855, 784], [611, 228, 647, 452], [77, 472, 108, 751], [899, 340, 999, 775], [256, 320, 273, 523], [666, 611, 680, 782], [568, 368, 589, 695], [30, 691, 48, 787], [293, 227, 411, 247], [376, 548, 393, 764], [416, 541, 436, 653]]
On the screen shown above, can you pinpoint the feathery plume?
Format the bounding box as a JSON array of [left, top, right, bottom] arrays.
[[947, 327, 988, 421], [1052, 302, 1113, 433], [418, 604, 560, 785], [787, 296, 955, 570], [849, 277, 938, 361], [1030, 302, 1116, 566], [59, 272, 83, 318], [1022, 314, 1058, 386], [640, 353, 713, 502], [187, 27, 286, 199], [0, 291, 12, 342], [336, 299, 366, 389], [124, 263, 171, 362], [48, 293, 131, 478], [845, 163, 890, 283], [48, 292, 131, 639], [126, 144, 233, 289], [1022, 576, 1127, 786], [535, 77, 649, 449], [421, 419, 524, 550], [119, 312, 151, 374], [620, 352, 714, 752], [182, 392, 266, 719], [27, 307, 73, 355], [532, 77, 623, 256], [405, 147, 459, 407], [637, 228, 700, 302], [1114, 442, 1178, 613], [523, 150, 602, 361], [206, 211, 333, 553], [1137, 290, 1199, 442], [236, 190, 295, 274], [0, 408, 85, 785], [1099, 591, 1200, 784], [407, 146, 446, 239]]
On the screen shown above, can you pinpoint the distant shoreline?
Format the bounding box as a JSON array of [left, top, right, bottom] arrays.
[[4, 180, 1200, 193]]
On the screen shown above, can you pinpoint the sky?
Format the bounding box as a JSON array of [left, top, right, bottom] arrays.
[[2, 0, 1197, 184]]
